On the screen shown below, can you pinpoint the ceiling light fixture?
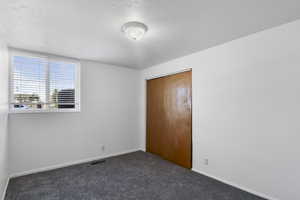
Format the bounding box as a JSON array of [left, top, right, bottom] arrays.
[[122, 21, 148, 41]]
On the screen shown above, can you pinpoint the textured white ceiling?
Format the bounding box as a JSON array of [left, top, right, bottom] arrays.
[[1, 0, 300, 69]]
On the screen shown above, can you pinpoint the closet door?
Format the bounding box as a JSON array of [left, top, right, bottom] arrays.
[[147, 70, 192, 168]]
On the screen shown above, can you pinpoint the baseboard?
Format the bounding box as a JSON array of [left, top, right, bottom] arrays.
[[10, 149, 142, 178], [192, 168, 279, 200], [1, 177, 9, 200], [8, 151, 277, 200]]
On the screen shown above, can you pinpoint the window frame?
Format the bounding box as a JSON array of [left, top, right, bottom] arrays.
[[9, 49, 81, 114]]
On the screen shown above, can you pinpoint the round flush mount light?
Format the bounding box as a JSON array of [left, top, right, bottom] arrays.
[[121, 21, 148, 41]]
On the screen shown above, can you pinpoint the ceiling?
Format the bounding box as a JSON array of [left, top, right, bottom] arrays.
[[1, 0, 300, 69]]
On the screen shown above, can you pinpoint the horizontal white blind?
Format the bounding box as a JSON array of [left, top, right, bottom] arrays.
[[10, 52, 80, 112]]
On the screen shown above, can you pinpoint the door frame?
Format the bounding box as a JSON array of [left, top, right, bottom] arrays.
[[145, 68, 193, 168]]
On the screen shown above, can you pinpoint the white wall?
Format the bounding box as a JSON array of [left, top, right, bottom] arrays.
[[0, 42, 9, 199], [8, 60, 141, 176], [139, 20, 300, 200]]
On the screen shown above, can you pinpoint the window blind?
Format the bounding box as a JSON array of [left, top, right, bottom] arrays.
[[10, 52, 80, 112]]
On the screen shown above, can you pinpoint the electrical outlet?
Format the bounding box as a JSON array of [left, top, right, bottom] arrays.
[[101, 145, 105, 152], [204, 159, 208, 165]]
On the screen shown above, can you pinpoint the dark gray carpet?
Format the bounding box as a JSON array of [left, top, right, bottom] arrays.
[[5, 151, 266, 200]]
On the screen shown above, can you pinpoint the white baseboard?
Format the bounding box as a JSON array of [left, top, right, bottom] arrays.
[[192, 168, 279, 200], [8, 151, 277, 200], [1, 177, 9, 200], [10, 149, 142, 178]]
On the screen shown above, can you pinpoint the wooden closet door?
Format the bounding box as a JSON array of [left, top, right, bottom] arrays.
[[147, 70, 192, 169]]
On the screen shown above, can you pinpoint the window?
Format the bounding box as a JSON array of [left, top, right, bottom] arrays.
[[10, 50, 80, 113]]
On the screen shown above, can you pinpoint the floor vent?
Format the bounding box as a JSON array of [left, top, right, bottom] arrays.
[[90, 159, 106, 165]]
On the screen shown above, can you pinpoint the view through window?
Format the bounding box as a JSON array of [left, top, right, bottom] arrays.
[[11, 53, 80, 112]]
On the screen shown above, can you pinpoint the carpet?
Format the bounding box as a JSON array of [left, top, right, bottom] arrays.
[[5, 151, 266, 200]]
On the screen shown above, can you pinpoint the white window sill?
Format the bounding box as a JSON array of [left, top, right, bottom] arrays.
[[9, 109, 81, 114]]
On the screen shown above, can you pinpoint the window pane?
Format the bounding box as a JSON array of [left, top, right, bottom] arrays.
[[49, 61, 76, 109], [12, 56, 47, 110]]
